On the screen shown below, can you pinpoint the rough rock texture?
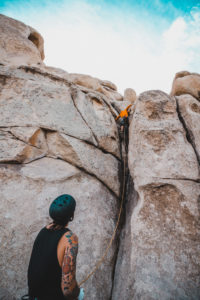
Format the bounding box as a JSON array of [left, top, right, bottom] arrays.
[[112, 90, 200, 300], [0, 159, 118, 299], [47, 132, 120, 195], [0, 14, 44, 66], [0, 288, 16, 300], [129, 91, 199, 184], [1, 13, 200, 300], [0, 128, 47, 163], [124, 88, 137, 103], [176, 94, 200, 163], [69, 73, 123, 101], [71, 88, 120, 158], [0, 64, 120, 297], [171, 71, 200, 100], [0, 14, 121, 300]]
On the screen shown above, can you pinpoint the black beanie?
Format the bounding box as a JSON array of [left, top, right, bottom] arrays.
[[49, 194, 76, 225]]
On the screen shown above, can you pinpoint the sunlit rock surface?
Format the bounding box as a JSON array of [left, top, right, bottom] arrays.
[[112, 90, 200, 300], [171, 70, 200, 100], [0, 14, 44, 66], [0, 14, 200, 300], [0, 14, 121, 300]]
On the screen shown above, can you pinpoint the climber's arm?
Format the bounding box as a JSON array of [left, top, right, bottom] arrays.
[[126, 104, 132, 111], [61, 232, 80, 300], [115, 114, 120, 121]]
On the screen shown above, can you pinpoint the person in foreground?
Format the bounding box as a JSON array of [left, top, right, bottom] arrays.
[[27, 194, 84, 300]]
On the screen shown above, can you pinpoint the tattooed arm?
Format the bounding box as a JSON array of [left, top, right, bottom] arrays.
[[61, 231, 80, 300]]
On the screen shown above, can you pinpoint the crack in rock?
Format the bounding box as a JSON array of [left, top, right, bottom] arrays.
[[18, 65, 73, 87], [176, 97, 200, 166], [3, 129, 43, 151], [70, 87, 99, 146], [47, 154, 118, 198], [160, 177, 200, 183]]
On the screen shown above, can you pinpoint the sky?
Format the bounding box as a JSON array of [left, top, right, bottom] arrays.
[[0, 0, 200, 94]]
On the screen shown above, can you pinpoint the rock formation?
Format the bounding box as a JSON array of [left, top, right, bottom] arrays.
[[0, 13, 44, 66], [0, 14, 200, 300], [124, 88, 137, 104], [112, 90, 200, 300], [0, 14, 122, 300], [171, 70, 200, 100]]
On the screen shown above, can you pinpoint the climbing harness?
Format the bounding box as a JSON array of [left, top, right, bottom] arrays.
[[78, 117, 129, 286]]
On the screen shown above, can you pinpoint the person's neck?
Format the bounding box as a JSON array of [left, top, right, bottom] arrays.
[[46, 222, 68, 230]]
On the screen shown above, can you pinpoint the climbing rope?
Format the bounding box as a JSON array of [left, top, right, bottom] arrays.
[[79, 125, 128, 286]]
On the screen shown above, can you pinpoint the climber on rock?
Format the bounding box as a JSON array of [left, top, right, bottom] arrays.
[[115, 104, 132, 130], [26, 194, 84, 300], [115, 104, 132, 152]]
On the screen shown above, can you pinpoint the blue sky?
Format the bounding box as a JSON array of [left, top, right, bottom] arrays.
[[0, 0, 200, 94]]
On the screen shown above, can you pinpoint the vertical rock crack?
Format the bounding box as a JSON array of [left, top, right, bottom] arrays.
[[70, 88, 99, 146], [109, 123, 131, 299], [175, 97, 200, 166]]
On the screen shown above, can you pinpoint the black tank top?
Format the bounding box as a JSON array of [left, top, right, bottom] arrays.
[[28, 227, 70, 300]]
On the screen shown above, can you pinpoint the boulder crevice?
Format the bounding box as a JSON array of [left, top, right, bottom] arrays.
[[176, 96, 200, 166]]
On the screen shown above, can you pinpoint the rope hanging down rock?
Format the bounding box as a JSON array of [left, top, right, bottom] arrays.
[[79, 122, 129, 286], [21, 117, 129, 300]]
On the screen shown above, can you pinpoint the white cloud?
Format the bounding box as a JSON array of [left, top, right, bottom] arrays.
[[158, 12, 200, 92], [1, 1, 200, 95]]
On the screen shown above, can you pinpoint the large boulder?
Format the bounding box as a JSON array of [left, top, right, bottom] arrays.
[[1, 14, 200, 300], [176, 94, 200, 163], [124, 88, 137, 104], [70, 73, 123, 101], [0, 64, 121, 299], [0, 158, 119, 299], [170, 70, 200, 100], [0, 14, 44, 66], [128, 90, 199, 184], [47, 132, 120, 195], [112, 90, 200, 300], [0, 15, 121, 299]]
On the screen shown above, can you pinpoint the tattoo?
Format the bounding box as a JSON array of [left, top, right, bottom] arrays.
[[61, 231, 79, 295]]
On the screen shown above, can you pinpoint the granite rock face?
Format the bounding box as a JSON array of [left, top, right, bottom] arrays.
[[171, 70, 200, 100], [1, 13, 200, 300], [69, 73, 123, 101], [176, 94, 200, 163], [128, 90, 199, 184], [0, 65, 120, 299], [124, 88, 137, 104], [112, 90, 200, 300], [0, 14, 44, 66], [0, 14, 121, 300], [0, 158, 119, 299]]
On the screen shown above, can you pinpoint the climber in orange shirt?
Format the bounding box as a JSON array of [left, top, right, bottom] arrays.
[[115, 104, 132, 131], [115, 104, 132, 122], [115, 104, 132, 152]]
